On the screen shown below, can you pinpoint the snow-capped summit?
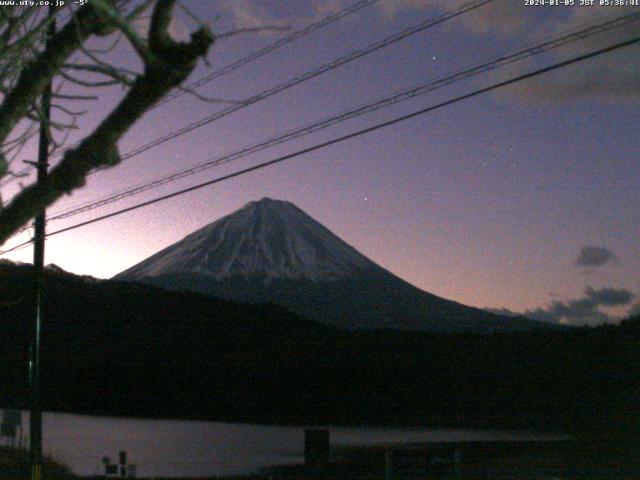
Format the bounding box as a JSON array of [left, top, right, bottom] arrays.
[[116, 198, 379, 283], [116, 198, 551, 332]]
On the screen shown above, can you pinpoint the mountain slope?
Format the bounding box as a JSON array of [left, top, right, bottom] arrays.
[[115, 198, 550, 333]]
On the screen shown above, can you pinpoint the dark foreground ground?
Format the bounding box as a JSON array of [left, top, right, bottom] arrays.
[[1, 265, 639, 478], [1, 263, 639, 434], [3, 436, 640, 480]]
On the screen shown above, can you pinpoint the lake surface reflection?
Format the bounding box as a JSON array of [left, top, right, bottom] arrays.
[[6, 410, 568, 477]]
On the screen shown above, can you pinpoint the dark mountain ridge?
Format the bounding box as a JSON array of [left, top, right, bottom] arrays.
[[1, 261, 638, 433], [140, 270, 546, 333]]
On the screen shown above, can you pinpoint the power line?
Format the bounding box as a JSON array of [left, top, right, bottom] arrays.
[[0, 0, 381, 189], [4, 9, 638, 243], [105, 0, 494, 166], [52, 0, 493, 180], [13, 0, 496, 219], [1, 0, 498, 243], [2, 32, 636, 255], [154, 0, 381, 108], [42, 11, 640, 224]]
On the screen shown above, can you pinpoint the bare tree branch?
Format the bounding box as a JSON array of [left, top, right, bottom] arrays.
[[0, 0, 214, 244], [90, 0, 153, 64], [0, 3, 115, 145], [63, 63, 136, 86], [50, 103, 88, 117], [52, 93, 99, 101], [59, 69, 122, 88]]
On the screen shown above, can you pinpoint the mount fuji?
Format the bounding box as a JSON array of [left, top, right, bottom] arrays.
[[114, 198, 546, 333]]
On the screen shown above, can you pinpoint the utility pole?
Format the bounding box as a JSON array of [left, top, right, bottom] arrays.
[[30, 6, 55, 480]]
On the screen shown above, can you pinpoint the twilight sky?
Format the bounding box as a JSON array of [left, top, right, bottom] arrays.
[[2, 0, 639, 325]]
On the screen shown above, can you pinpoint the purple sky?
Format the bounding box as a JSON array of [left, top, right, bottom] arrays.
[[2, 0, 639, 325]]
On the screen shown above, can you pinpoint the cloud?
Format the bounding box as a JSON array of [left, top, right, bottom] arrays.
[[219, 0, 349, 34], [493, 6, 640, 103], [374, 0, 640, 102], [220, 0, 530, 37], [220, 0, 287, 31], [486, 286, 636, 326], [627, 303, 640, 319], [525, 286, 634, 326], [376, 0, 528, 35], [314, 0, 352, 20], [441, 0, 529, 36], [217, 0, 640, 101], [584, 286, 633, 306], [575, 246, 617, 268], [375, 0, 430, 22], [484, 307, 520, 318]]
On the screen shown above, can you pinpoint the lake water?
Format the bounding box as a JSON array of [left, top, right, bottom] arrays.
[[3, 410, 568, 477]]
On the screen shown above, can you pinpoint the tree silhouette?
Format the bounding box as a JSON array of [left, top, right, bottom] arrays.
[[0, 0, 214, 244]]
